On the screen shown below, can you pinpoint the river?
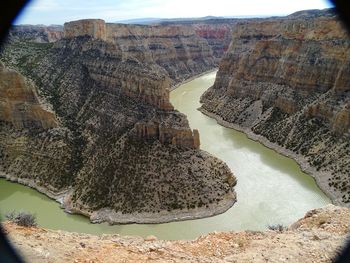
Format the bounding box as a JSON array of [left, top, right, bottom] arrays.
[[0, 71, 330, 240]]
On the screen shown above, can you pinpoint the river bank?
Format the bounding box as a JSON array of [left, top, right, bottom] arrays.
[[198, 108, 342, 207], [64, 193, 236, 224], [0, 171, 69, 205], [175, 71, 337, 209], [0, 171, 236, 225]]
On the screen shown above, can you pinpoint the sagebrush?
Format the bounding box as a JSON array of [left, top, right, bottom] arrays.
[[6, 211, 37, 227]]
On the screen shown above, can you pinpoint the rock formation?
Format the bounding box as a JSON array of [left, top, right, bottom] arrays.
[[0, 62, 57, 130], [200, 9, 350, 206], [192, 22, 234, 60], [64, 19, 106, 40], [0, 62, 72, 191], [159, 19, 238, 61], [8, 25, 63, 43], [53, 19, 218, 86], [0, 19, 236, 223], [107, 23, 216, 85], [8, 18, 240, 83], [4, 205, 350, 262]]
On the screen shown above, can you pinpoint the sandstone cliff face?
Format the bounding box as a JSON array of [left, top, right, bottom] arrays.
[[200, 9, 350, 206], [0, 62, 57, 130], [0, 62, 74, 191], [9, 19, 236, 84], [160, 19, 238, 61], [64, 19, 106, 40], [0, 20, 236, 223], [61, 20, 217, 86], [5, 205, 350, 262], [192, 23, 233, 60], [134, 113, 200, 149]]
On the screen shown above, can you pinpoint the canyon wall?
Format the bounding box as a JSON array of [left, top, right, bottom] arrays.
[[0, 62, 57, 130], [9, 19, 238, 84], [200, 9, 350, 206], [106, 23, 216, 85], [0, 19, 236, 223], [160, 19, 238, 60], [0, 61, 74, 191], [59, 19, 218, 85], [8, 25, 63, 43], [64, 19, 106, 40], [192, 22, 234, 60]]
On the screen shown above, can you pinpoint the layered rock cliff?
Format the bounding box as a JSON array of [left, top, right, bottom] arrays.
[[8, 18, 239, 83], [5, 205, 350, 262], [8, 25, 63, 43], [200, 9, 350, 206], [64, 19, 106, 40], [192, 22, 234, 60], [0, 61, 74, 191], [0, 19, 236, 223], [160, 19, 238, 61], [0, 62, 57, 130], [62, 19, 217, 86]]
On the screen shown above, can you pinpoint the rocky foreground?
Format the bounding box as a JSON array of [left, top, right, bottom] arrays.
[[3, 205, 349, 263], [200, 9, 350, 206]]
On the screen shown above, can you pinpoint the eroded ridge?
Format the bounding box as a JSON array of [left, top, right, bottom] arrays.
[[0, 19, 236, 223]]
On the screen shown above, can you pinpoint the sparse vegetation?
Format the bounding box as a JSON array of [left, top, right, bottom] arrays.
[[6, 211, 37, 227], [267, 224, 287, 232]]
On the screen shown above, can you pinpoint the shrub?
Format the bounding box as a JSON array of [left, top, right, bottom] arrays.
[[5, 211, 37, 227], [5, 211, 16, 221], [267, 224, 287, 232]]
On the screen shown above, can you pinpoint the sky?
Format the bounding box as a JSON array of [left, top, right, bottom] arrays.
[[14, 0, 333, 25]]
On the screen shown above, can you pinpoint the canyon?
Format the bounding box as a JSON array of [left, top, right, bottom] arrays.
[[0, 72, 330, 240], [8, 18, 238, 78], [0, 7, 349, 262], [0, 19, 237, 223], [200, 8, 350, 207]]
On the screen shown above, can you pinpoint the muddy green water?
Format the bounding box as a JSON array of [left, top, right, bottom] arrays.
[[0, 71, 330, 240]]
